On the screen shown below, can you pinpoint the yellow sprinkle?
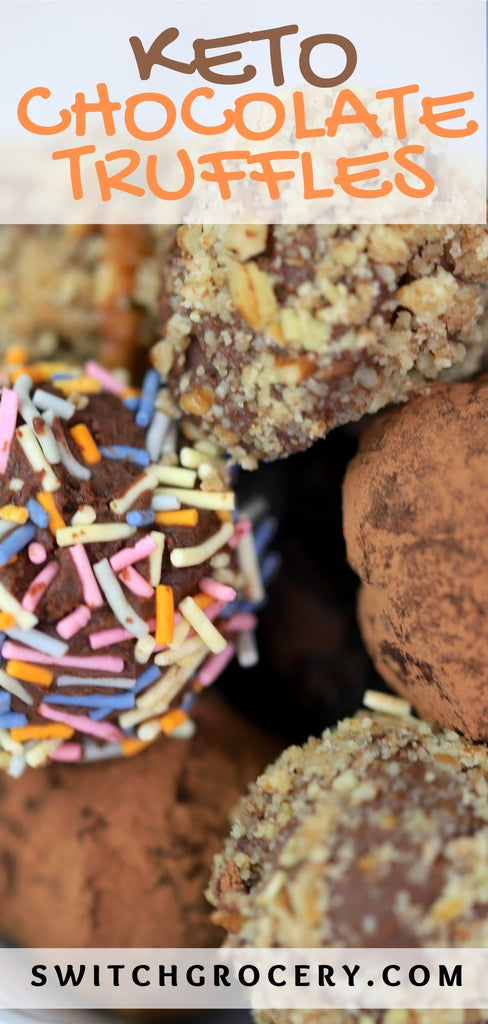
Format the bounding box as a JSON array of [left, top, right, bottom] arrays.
[[4, 346, 27, 366], [160, 709, 188, 734], [155, 509, 199, 528], [11, 724, 74, 742], [155, 487, 235, 511], [69, 423, 101, 464], [0, 613, 15, 630], [0, 505, 29, 524], [56, 523, 135, 547], [170, 521, 234, 569], [152, 465, 197, 489], [178, 595, 227, 655], [6, 661, 54, 687], [122, 737, 151, 758], [155, 585, 174, 645], [37, 492, 66, 534], [54, 377, 102, 395], [217, 510, 233, 522]]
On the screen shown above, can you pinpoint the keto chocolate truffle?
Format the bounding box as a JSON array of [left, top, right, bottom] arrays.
[[208, 708, 488, 1023], [0, 356, 265, 772], [154, 224, 488, 466], [343, 377, 488, 742], [0, 690, 280, 948]]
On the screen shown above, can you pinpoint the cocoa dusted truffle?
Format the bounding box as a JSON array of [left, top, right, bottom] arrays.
[[153, 224, 488, 466], [208, 708, 488, 1024], [343, 377, 488, 742], [0, 690, 280, 948], [0, 355, 266, 772]]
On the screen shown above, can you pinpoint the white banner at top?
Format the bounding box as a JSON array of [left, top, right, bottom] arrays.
[[0, 0, 485, 223]]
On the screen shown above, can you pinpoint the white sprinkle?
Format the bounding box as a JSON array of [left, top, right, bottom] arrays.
[[151, 494, 181, 512], [161, 421, 178, 455], [57, 523, 135, 547], [155, 487, 235, 511], [0, 727, 24, 753], [170, 521, 234, 569], [56, 675, 135, 689], [151, 465, 197, 489], [25, 738, 63, 768], [6, 626, 68, 659], [0, 582, 38, 631], [240, 496, 268, 524], [137, 719, 161, 743], [179, 596, 227, 654], [83, 742, 122, 763], [134, 634, 157, 665], [15, 424, 60, 492], [9, 478, 24, 493], [148, 531, 165, 587], [0, 520, 16, 541], [6, 752, 26, 777], [210, 553, 230, 569], [71, 505, 97, 525], [236, 630, 259, 668], [155, 634, 204, 667], [194, 438, 222, 457], [33, 388, 76, 420], [363, 690, 412, 717], [48, 414, 91, 481], [109, 469, 158, 516], [168, 618, 191, 651], [236, 529, 265, 604], [145, 411, 172, 463], [14, 375, 60, 465], [136, 649, 207, 712], [171, 719, 196, 740], [93, 558, 149, 638], [180, 447, 222, 471], [0, 668, 34, 706]]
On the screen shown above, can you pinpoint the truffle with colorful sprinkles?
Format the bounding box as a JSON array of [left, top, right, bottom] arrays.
[[0, 352, 267, 774]]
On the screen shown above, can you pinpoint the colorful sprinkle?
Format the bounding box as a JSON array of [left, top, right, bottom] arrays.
[[39, 703, 124, 743], [21, 560, 58, 612], [15, 424, 60, 492], [154, 487, 234, 511], [109, 535, 158, 573], [84, 360, 126, 395], [55, 605, 91, 640], [0, 505, 29, 524], [145, 410, 172, 462], [68, 544, 104, 608], [155, 509, 198, 528], [28, 542, 47, 564], [32, 388, 75, 420], [99, 445, 150, 467], [0, 522, 36, 567], [6, 626, 68, 659], [200, 577, 237, 603], [37, 492, 65, 534], [170, 521, 234, 568], [2, 643, 124, 673], [178, 596, 227, 655], [155, 585, 174, 645], [135, 368, 161, 428], [6, 660, 54, 687], [126, 509, 156, 527], [57, 523, 135, 547], [109, 468, 158, 516], [69, 423, 101, 464], [26, 498, 50, 529], [93, 558, 149, 638], [119, 565, 154, 599]]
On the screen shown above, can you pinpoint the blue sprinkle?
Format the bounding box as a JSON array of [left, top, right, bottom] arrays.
[[132, 664, 160, 695], [27, 498, 50, 529], [0, 523, 36, 566], [254, 516, 279, 558], [261, 552, 282, 586], [0, 712, 28, 728], [123, 398, 139, 413], [181, 692, 197, 714], [45, 693, 136, 710], [0, 690, 11, 715], [51, 372, 76, 381], [99, 446, 150, 467], [135, 369, 161, 428], [126, 509, 156, 527]]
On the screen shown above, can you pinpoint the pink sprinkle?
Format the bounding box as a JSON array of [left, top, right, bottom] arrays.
[[69, 544, 104, 608], [228, 518, 252, 549], [28, 542, 47, 565], [118, 565, 154, 599], [200, 577, 236, 603], [0, 388, 19, 474], [2, 641, 123, 672], [21, 561, 58, 612], [84, 360, 125, 396], [110, 535, 158, 573], [40, 703, 124, 743], [90, 616, 157, 650], [225, 613, 258, 632], [204, 600, 225, 623], [49, 742, 83, 762], [199, 643, 235, 687], [56, 604, 91, 640]]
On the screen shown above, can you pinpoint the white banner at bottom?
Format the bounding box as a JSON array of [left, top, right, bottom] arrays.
[[0, 949, 487, 1011]]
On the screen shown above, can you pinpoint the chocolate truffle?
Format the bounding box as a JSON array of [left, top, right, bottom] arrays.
[[0, 356, 266, 772], [343, 377, 488, 742], [208, 709, 488, 1023], [153, 224, 488, 466], [0, 690, 280, 948], [0, 226, 172, 376]]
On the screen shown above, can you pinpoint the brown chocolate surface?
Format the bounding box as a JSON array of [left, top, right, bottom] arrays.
[[343, 376, 488, 741]]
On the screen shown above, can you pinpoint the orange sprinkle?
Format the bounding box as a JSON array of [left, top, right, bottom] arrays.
[[120, 386, 140, 400], [6, 660, 54, 687], [70, 423, 101, 464], [160, 708, 188, 734], [155, 509, 199, 527], [0, 613, 15, 630], [122, 737, 151, 758], [0, 505, 29, 524], [193, 593, 214, 611], [37, 492, 65, 534], [217, 510, 233, 522], [10, 366, 43, 385], [54, 377, 101, 395], [11, 723, 74, 742], [4, 346, 27, 366], [155, 584, 174, 645]]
